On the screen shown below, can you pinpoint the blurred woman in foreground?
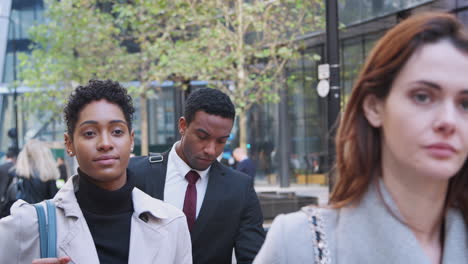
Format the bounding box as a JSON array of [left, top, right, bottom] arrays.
[[255, 12, 468, 264]]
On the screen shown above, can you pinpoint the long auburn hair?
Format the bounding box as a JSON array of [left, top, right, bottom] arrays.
[[329, 12, 468, 225]]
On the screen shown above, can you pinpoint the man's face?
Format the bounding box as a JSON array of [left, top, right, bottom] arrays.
[[176, 111, 233, 171]]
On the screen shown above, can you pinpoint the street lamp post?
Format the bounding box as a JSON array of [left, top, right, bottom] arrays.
[[0, 15, 19, 152], [325, 0, 340, 192]]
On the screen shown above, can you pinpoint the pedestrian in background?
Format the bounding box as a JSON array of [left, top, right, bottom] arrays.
[[56, 157, 68, 181], [129, 88, 265, 264], [233, 147, 256, 179], [0, 139, 59, 218], [255, 12, 468, 264], [0, 80, 192, 264], [0, 147, 18, 216]]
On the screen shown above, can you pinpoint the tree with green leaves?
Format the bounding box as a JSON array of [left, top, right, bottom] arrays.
[[183, 0, 324, 148], [20, 0, 194, 155]]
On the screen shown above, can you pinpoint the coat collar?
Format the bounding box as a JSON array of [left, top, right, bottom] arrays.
[[333, 179, 468, 264], [54, 175, 172, 219], [53, 174, 177, 263], [442, 208, 468, 263], [132, 187, 171, 220]]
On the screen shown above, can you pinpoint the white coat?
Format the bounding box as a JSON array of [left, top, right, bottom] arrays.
[[0, 175, 192, 264]]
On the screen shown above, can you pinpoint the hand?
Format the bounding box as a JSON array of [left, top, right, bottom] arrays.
[[32, 257, 71, 264]]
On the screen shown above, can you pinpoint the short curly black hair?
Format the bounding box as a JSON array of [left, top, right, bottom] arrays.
[[64, 79, 135, 137], [184, 88, 235, 124]]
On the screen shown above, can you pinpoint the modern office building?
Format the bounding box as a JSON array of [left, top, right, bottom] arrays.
[[0, 0, 466, 186], [0, 0, 45, 151], [248, 0, 468, 187]]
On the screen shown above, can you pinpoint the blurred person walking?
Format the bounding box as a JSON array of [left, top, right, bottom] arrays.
[[255, 12, 468, 264], [0, 147, 18, 216], [57, 157, 69, 181], [233, 147, 256, 179], [0, 140, 59, 217]]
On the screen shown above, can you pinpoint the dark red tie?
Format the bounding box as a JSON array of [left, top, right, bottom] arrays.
[[183, 171, 200, 232]]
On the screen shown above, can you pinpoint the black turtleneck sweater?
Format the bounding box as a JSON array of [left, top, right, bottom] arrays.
[[75, 169, 134, 264]]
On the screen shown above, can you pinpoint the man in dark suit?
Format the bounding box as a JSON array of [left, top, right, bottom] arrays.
[[233, 147, 256, 179], [129, 88, 265, 264]]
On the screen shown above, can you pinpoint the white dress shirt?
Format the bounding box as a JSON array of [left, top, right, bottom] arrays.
[[165, 141, 210, 218]]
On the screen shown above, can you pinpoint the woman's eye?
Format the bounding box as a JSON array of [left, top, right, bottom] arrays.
[[412, 92, 431, 104], [112, 129, 124, 136], [460, 99, 468, 112], [83, 131, 95, 137]]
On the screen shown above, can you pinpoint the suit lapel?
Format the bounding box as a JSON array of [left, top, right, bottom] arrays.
[[190, 161, 226, 242]]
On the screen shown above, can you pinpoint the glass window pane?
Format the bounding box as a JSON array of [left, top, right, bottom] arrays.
[[341, 38, 364, 97], [339, 0, 434, 25]]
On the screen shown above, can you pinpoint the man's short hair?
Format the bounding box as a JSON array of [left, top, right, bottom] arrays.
[[184, 88, 235, 124], [64, 79, 135, 137]]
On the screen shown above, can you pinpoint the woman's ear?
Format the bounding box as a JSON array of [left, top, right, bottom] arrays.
[[64, 133, 75, 156], [362, 94, 384, 128], [130, 130, 135, 152]]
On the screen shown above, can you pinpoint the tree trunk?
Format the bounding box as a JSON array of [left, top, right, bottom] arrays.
[[238, 111, 247, 149], [236, 0, 247, 149], [140, 94, 149, 156]]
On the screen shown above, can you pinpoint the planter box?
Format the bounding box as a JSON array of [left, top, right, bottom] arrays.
[[258, 192, 318, 220], [296, 173, 327, 185]]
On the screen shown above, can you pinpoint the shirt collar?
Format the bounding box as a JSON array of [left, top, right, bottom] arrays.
[[169, 141, 210, 180]]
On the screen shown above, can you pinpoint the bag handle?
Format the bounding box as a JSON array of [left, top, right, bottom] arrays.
[[33, 200, 57, 258], [301, 206, 331, 264]]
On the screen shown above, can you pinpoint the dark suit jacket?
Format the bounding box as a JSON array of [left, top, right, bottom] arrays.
[[128, 153, 265, 264], [236, 158, 256, 179]]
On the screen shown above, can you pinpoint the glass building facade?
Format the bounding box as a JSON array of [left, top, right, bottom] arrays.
[[244, 0, 468, 187], [0, 0, 45, 156]]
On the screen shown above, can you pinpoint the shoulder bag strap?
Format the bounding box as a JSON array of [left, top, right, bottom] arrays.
[[33, 200, 57, 258], [33, 203, 47, 258], [301, 206, 331, 264], [147, 152, 168, 200], [45, 200, 57, 257]]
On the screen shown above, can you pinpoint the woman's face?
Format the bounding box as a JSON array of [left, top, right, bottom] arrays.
[[65, 99, 134, 190], [364, 40, 468, 182]]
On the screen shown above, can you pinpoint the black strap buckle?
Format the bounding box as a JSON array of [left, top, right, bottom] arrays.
[[148, 153, 164, 163]]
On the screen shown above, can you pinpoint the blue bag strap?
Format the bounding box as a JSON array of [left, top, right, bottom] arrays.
[[33, 200, 57, 258], [33, 203, 47, 258], [45, 200, 57, 258]]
